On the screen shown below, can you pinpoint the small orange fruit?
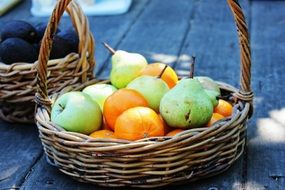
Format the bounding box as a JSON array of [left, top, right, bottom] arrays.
[[166, 129, 184, 136], [89, 129, 116, 139], [214, 99, 233, 117], [141, 63, 178, 88], [114, 107, 164, 141], [103, 89, 148, 130], [207, 113, 225, 127]]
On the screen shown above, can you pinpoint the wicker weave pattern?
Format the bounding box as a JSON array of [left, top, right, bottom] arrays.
[[34, 0, 253, 187], [227, 0, 253, 105], [0, 1, 95, 123]]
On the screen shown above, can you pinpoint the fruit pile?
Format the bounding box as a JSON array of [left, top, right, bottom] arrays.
[[0, 20, 79, 64], [51, 43, 233, 141]]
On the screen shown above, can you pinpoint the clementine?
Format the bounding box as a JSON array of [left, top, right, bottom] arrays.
[[166, 129, 184, 136], [141, 63, 178, 88], [103, 89, 148, 130], [214, 99, 233, 117], [89, 129, 116, 139], [206, 113, 225, 127], [114, 107, 164, 141]]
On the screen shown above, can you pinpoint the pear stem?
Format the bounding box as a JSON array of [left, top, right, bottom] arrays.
[[157, 65, 168, 78], [189, 56, 196, 79], [102, 42, 116, 55], [58, 103, 64, 110]]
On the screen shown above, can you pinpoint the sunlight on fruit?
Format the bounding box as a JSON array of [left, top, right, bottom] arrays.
[[256, 108, 285, 143]]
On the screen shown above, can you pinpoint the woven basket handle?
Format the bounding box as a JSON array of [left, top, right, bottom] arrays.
[[227, 0, 253, 101], [36, 0, 95, 108]]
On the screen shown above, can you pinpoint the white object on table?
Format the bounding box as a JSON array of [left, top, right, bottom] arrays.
[[31, 0, 132, 17]]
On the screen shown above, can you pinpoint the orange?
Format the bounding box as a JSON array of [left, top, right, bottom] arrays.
[[166, 129, 184, 136], [103, 89, 148, 130], [114, 107, 164, 141], [89, 129, 116, 139], [207, 113, 225, 127], [141, 63, 178, 88], [214, 99, 233, 117]]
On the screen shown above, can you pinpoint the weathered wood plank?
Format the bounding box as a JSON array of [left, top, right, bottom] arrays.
[[175, 0, 243, 82], [20, 156, 103, 190], [0, 121, 42, 189], [245, 1, 285, 189], [98, 0, 197, 78]]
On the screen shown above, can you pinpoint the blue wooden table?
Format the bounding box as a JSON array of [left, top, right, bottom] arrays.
[[1, 0, 285, 189]]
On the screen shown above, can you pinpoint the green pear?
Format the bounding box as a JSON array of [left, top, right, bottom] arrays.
[[195, 76, 221, 106], [127, 76, 169, 112], [205, 89, 219, 107], [159, 78, 213, 128], [82, 83, 117, 111], [103, 43, 148, 89], [109, 50, 148, 89]]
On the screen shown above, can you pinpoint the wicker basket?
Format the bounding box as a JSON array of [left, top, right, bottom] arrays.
[[0, 0, 96, 124], [35, 0, 254, 188]]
